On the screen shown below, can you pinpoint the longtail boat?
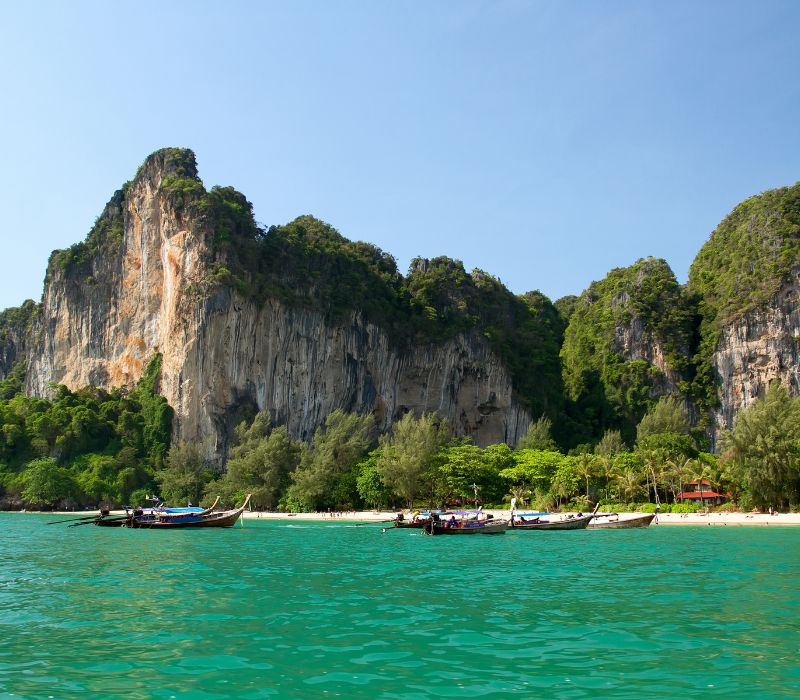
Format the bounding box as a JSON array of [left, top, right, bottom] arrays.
[[393, 519, 428, 529], [423, 514, 508, 535], [510, 503, 599, 531], [587, 512, 656, 529], [91, 497, 222, 528], [392, 511, 446, 529], [129, 495, 251, 529], [162, 497, 221, 516]]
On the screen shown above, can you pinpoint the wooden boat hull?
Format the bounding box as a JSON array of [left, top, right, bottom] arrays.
[[130, 495, 251, 529], [423, 520, 508, 535], [511, 514, 593, 531], [93, 517, 129, 527], [132, 507, 245, 529], [588, 513, 656, 529], [393, 520, 427, 529]]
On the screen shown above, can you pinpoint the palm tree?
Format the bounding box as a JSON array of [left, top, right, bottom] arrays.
[[693, 458, 727, 509], [641, 448, 673, 505], [508, 485, 531, 509], [596, 455, 615, 501], [574, 453, 597, 501], [662, 457, 694, 503], [677, 457, 699, 503], [616, 468, 645, 502]]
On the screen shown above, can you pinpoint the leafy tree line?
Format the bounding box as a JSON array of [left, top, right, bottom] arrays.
[[3, 361, 798, 511], [156, 389, 800, 514], [0, 356, 172, 510]]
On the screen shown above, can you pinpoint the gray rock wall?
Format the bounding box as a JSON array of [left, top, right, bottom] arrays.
[[713, 270, 800, 435], [25, 154, 530, 461]]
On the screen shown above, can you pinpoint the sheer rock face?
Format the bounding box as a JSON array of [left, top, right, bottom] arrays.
[[611, 303, 684, 397], [176, 294, 529, 456], [25, 151, 529, 460], [712, 271, 800, 434], [27, 151, 210, 398]]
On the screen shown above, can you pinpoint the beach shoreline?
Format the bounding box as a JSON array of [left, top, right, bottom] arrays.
[[16, 509, 800, 526], [240, 509, 800, 526]]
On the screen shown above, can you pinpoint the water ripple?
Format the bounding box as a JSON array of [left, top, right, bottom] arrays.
[[1, 517, 798, 698]]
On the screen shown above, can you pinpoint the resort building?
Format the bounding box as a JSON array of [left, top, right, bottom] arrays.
[[676, 479, 727, 507]]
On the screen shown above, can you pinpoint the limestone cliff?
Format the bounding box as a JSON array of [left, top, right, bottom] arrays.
[[712, 269, 800, 431], [689, 183, 800, 441], [560, 257, 693, 442], [18, 148, 797, 455], [25, 149, 531, 459]]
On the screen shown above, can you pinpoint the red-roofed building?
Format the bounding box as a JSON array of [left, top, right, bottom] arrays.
[[677, 480, 727, 506]]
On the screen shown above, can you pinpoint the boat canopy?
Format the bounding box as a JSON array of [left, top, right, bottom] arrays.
[[162, 507, 206, 513]]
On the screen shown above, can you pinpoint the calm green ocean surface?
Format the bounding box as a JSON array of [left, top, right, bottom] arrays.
[[1, 515, 798, 699]]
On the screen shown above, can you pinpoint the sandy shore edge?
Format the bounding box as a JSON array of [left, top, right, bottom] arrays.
[[16, 509, 800, 526], [244, 510, 800, 526]]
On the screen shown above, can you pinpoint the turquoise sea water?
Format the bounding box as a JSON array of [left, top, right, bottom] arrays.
[[1, 515, 798, 699]]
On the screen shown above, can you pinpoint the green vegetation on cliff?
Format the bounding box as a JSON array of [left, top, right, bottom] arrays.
[[0, 300, 38, 376], [33, 149, 800, 460], [0, 300, 38, 344], [203, 209, 565, 419], [688, 183, 800, 410], [48, 148, 201, 277], [560, 257, 694, 443], [690, 183, 800, 323], [0, 356, 172, 508], [49, 188, 127, 277]]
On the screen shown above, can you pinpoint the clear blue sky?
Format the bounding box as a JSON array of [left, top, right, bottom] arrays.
[[1, 1, 798, 312]]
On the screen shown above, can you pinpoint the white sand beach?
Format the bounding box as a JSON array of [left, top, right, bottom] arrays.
[[29, 507, 800, 526], [242, 509, 800, 526]]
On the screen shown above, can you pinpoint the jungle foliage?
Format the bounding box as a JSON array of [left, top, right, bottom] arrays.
[[722, 382, 800, 510], [560, 257, 695, 444], [0, 356, 172, 509], [0, 300, 38, 348], [5, 386, 796, 513]]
